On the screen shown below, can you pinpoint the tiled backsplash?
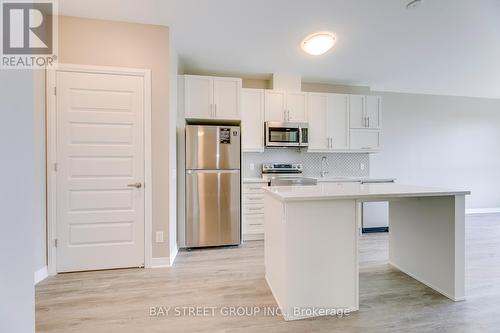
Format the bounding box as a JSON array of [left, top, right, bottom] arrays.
[[242, 150, 370, 178]]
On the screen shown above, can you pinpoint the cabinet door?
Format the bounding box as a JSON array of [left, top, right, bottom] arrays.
[[286, 92, 307, 122], [307, 93, 329, 150], [349, 130, 380, 150], [349, 95, 365, 129], [241, 89, 265, 152], [365, 95, 381, 129], [327, 94, 349, 149], [184, 75, 213, 119], [265, 90, 286, 121], [213, 77, 241, 120]]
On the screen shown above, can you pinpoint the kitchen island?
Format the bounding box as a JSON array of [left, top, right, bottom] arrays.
[[263, 182, 470, 320]]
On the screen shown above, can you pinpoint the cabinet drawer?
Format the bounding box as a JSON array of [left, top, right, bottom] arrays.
[[243, 214, 264, 234], [242, 183, 267, 194], [243, 204, 264, 215], [243, 193, 264, 204]]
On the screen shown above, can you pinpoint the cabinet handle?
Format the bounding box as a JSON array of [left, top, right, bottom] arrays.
[[210, 104, 213, 118], [247, 197, 263, 200], [368, 116, 370, 128], [215, 104, 217, 118]]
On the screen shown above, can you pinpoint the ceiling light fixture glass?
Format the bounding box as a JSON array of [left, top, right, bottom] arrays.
[[301, 31, 336, 56]]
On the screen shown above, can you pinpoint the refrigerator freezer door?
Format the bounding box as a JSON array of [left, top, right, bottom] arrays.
[[185, 169, 241, 247], [186, 125, 240, 170]]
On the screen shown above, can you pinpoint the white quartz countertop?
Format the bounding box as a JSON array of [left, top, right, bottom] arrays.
[[242, 177, 269, 183], [243, 177, 396, 184], [265, 182, 471, 202]]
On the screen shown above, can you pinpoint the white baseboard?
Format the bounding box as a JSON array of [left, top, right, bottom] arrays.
[[169, 246, 178, 266], [151, 257, 170, 268], [466, 207, 500, 215], [34, 266, 48, 285]]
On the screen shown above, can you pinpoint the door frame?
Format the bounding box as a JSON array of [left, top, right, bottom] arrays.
[[46, 63, 152, 275]]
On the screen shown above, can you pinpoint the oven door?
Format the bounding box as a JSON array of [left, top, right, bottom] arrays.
[[265, 123, 300, 147]]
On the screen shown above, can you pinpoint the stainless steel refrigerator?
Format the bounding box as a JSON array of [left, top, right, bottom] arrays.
[[185, 125, 241, 247]]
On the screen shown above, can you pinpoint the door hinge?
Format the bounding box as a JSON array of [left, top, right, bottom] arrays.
[[53, 162, 58, 172], [54, 239, 58, 248], [54, 86, 57, 95]]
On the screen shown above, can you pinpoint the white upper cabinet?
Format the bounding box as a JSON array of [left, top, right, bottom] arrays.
[[184, 75, 213, 119], [307, 93, 348, 151], [241, 88, 265, 152], [307, 93, 329, 150], [213, 77, 241, 120], [349, 95, 381, 129], [327, 94, 349, 149], [286, 92, 308, 122], [183, 75, 241, 120], [265, 90, 286, 121], [349, 95, 365, 129], [365, 95, 381, 129], [265, 90, 307, 122]]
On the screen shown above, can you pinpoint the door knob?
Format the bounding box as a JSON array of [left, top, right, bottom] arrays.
[[127, 182, 142, 189]]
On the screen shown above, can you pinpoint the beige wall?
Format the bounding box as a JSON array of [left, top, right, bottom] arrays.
[[58, 16, 171, 258], [302, 82, 370, 95]]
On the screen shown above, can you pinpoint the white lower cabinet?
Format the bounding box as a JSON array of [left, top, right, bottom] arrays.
[[242, 181, 267, 241]]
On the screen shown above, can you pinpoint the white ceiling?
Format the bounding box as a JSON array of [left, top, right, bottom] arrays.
[[60, 0, 500, 99]]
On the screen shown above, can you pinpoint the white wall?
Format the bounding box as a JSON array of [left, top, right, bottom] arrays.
[[169, 37, 179, 262], [371, 92, 500, 209], [33, 70, 47, 272], [0, 70, 36, 333]]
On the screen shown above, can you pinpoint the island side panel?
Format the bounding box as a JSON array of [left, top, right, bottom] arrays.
[[388, 195, 465, 301], [264, 192, 288, 311], [284, 199, 359, 319]]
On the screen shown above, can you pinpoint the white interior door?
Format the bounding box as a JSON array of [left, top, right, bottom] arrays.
[[56, 70, 145, 272]]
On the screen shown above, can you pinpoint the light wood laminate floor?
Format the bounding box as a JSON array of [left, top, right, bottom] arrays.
[[36, 214, 500, 333]]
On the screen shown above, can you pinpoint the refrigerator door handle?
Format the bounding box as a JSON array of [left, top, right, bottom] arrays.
[[186, 169, 240, 174]]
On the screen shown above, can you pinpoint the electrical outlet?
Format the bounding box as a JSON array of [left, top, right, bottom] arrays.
[[249, 163, 255, 171], [155, 231, 164, 243], [360, 163, 365, 171]]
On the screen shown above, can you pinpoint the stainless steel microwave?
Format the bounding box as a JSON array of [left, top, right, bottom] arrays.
[[265, 122, 309, 148]]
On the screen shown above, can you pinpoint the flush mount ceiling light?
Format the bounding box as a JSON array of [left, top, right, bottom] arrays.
[[301, 31, 336, 56]]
